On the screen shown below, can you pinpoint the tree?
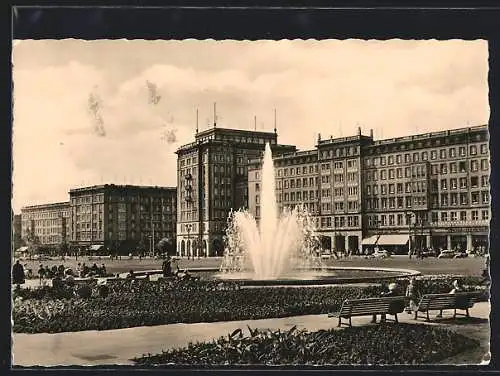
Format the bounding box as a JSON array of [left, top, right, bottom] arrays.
[[157, 237, 173, 256]]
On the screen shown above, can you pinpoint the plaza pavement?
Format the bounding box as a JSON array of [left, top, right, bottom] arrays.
[[12, 301, 490, 367]]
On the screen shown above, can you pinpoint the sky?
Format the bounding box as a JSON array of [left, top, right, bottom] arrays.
[[11, 39, 489, 213]]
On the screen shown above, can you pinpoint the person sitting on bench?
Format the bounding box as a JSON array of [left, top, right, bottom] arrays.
[[436, 279, 462, 318], [371, 282, 400, 323]]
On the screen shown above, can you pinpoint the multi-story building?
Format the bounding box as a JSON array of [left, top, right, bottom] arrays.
[[176, 126, 296, 257], [69, 184, 177, 254], [363, 125, 490, 254], [20, 202, 71, 252], [12, 213, 22, 252], [248, 124, 490, 255]]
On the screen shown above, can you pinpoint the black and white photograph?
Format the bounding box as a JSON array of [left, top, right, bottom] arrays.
[[11, 38, 491, 367]]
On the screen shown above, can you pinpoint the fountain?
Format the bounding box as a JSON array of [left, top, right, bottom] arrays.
[[219, 143, 325, 280]]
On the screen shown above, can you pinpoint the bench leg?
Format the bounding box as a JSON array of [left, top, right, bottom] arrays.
[[414, 311, 418, 320], [453, 308, 457, 319], [338, 317, 341, 327], [394, 313, 398, 323], [466, 308, 470, 318], [426, 310, 430, 322], [349, 317, 352, 327]]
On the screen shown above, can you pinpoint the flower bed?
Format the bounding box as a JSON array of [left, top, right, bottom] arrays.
[[12, 275, 488, 334], [133, 324, 479, 365]]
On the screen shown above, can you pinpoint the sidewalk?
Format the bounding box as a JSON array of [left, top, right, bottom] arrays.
[[12, 302, 490, 367]]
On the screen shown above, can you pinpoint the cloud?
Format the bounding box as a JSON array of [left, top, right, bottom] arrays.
[[11, 39, 489, 212]]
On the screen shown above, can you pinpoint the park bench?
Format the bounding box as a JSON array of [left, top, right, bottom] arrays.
[[413, 291, 484, 322], [328, 296, 407, 327]]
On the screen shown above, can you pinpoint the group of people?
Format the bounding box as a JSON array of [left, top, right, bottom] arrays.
[[370, 277, 468, 323], [75, 262, 107, 278]]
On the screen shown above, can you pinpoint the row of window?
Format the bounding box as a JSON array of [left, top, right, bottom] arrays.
[[365, 196, 427, 210], [365, 143, 488, 167], [319, 146, 359, 159], [319, 215, 360, 228], [432, 176, 489, 191], [21, 209, 70, 220], [366, 209, 489, 227], [276, 165, 318, 177]]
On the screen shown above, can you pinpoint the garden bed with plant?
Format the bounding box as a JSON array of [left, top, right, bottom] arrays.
[[133, 323, 479, 366], [12, 275, 488, 334]]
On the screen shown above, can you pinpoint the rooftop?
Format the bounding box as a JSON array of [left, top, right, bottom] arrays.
[[69, 184, 177, 193], [21, 201, 70, 211]]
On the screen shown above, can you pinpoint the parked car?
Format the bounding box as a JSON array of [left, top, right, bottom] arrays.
[[437, 250, 456, 259], [373, 249, 391, 258], [421, 250, 438, 258], [453, 251, 468, 259]]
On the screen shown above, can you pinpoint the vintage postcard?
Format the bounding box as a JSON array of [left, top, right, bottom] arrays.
[[11, 39, 490, 367]]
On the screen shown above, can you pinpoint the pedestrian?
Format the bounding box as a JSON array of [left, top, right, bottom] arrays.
[[12, 260, 25, 289], [38, 264, 45, 285], [436, 280, 462, 318], [372, 282, 401, 323], [100, 263, 107, 277], [405, 277, 420, 314], [162, 256, 172, 278]]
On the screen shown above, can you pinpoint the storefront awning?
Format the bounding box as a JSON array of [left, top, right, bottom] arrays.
[[377, 234, 409, 245], [89, 245, 104, 252], [15, 246, 29, 254], [362, 235, 380, 245]]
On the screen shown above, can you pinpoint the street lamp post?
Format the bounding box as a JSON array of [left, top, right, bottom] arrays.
[[405, 211, 415, 259], [186, 224, 192, 260]]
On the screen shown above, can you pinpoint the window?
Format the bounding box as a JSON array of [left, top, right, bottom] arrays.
[[431, 150, 437, 160], [459, 177, 467, 189], [413, 152, 419, 162], [440, 163, 448, 174], [405, 167, 411, 178], [441, 179, 447, 190], [481, 159, 489, 170], [450, 162, 457, 173], [441, 194, 448, 206], [440, 149, 446, 159], [472, 210, 478, 221], [422, 151, 428, 161], [471, 160, 479, 172], [471, 192, 479, 204], [471, 176, 479, 188], [405, 154, 411, 163], [396, 154, 402, 164], [481, 175, 489, 187], [381, 156, 386, 166], [449, 148, 456, 158], [450, 178, 457, 189], [396, 168, 403, 178], [432, 212, 438, 223], [388, 155, 394, 165], [470, 145, 477, 155], [441, 212, 448, 222], [451, 212, 457, 221], [381, 170, 387, 180], [482, 191, 489, 204], [459, 146, 466, 157], [482, 210, 489, 220], [460, 211, 467, 221], [481, 144, 488, 154]]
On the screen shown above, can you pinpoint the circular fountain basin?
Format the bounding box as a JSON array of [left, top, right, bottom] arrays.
[[190, 266, 421, 287]]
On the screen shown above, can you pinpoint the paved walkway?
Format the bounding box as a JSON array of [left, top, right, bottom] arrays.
[[12, 302, 490, 367]]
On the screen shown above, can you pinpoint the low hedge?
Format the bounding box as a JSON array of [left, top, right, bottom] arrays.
[[12, 275, 488, 334], [133, 324, 479, 365]]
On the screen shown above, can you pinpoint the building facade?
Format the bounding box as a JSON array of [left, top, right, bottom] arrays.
[[248, 125, 490, 255], [20, 202, 71, 252], [69, 184, 177, 254], [176, 127, 296, 257], [12, 213, 22, 252]]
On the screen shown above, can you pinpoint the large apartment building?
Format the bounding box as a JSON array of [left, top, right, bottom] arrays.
[[176, 126, 296, 257], [69, 184, 177, 254], [20, 202, 71, 252], [248, 125, 490, 255]]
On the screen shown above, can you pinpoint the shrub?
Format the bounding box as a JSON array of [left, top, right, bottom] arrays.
[[133, 324, 479, 365]]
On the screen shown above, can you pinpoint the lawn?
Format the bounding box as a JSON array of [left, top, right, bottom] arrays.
[[15, 255, 485, 277]]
